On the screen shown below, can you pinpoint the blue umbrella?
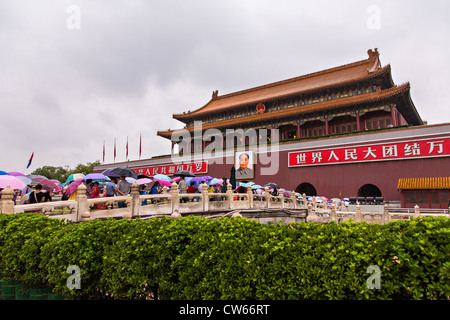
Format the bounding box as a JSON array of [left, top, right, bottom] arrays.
[[153, 174, 172, 182], [207, 178, 222, 186], [0, 171, 9, 175], [82, 173, 111, 181], [251, 184, 263, 189]]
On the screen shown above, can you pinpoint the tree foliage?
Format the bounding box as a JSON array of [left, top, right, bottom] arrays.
[[31, 160, 100, 182]]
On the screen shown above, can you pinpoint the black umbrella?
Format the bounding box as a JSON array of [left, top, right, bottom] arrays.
[[102, 169, 120, 178], [173, 170, 195, 177], [230, 166, 236, 190], [109, 167, 138, 179], [263, 182, 280, 189], [137, 174, 152, 179]]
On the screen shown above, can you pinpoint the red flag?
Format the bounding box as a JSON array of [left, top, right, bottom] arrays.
[[26, 152, 34, 169], [126, 136, 129, 160], [114, 139, 116, 162], [139, 134, 142, 160]]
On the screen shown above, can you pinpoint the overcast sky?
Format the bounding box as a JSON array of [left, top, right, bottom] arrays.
[[1, 0, 449, 173]]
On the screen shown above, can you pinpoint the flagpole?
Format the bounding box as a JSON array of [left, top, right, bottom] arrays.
[[139, 133, 142, 160]]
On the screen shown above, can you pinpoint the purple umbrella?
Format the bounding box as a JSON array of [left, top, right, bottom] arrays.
[[8, 171, 27, 177], [102, 169, 120, 178], [65, 179, 84, 195], [82, 173, 111, 181]]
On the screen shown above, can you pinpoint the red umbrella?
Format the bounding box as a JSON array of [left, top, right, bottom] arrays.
[[28, 176, 58, 192]]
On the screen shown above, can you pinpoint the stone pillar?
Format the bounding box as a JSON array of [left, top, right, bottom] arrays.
[[0, 186, 15, 214], [226, 183, 233, 209], [76, 184, 90, 222], [414, 205, 420, 218], [330, 203, 337, 222], [264, 187, 270, 208], [162, 186, 168, 194], [169, 181, 179, 213], [383, 204, 390, 224], [302, 193, 307, 208], [355, 204, 362, 222], [201, 182, 209, 211], [129, 182, 140, 219], [291, 191, 297, 208], [247, 185, 253, 209]]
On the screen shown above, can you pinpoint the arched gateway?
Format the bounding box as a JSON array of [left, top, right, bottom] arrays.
[[295, 183, 317, 196], [357, 184, 382, 198]]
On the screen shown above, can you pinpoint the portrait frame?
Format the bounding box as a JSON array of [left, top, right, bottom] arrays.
[[235, 150, 254, 180]]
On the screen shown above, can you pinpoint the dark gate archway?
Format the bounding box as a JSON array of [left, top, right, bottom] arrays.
[[357, 184, 382, 198], [295, 182, 317, 196]]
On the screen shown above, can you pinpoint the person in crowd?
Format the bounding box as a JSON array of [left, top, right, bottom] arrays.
[[151, 181, 161, 194], [178, 176, 188, 203], [187, 181, 198, 194], [105, 177, 117, 197], [116, 176, 131, 208], [89, 181, 101, 209], [85, 180, 93, 198], [140, 184, 148, 206], [28, 184, 51, 203]]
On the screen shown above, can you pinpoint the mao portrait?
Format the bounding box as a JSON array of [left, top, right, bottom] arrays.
[[235, 151, 254, 179]]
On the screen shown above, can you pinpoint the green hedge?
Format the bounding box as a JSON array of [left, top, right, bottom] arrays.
[[0, 213, 448, 300]]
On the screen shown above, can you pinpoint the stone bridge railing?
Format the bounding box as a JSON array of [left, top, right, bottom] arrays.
[[1, 183, 448, 223], [0, 182, 307, 222]]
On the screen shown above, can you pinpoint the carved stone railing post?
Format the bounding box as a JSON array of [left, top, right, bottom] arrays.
[[330, 203, 337, 222], [129, 182, 140, 219], [201, 182, 209, 211], [414, 205, 420, 218], [76, 184, 89, 221], [226, 183, 233, 209], [247, 185, 253, 209], [291, 191, 297, 208], [383, 204, 390, 224], [0, 186, 15, 214], [264, 187, 270, 208], [355, 204, 362, 222], [169, 181, 179, 213]]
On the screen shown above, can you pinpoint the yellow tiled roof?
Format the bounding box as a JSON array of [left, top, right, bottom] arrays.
[[397, 177, 450, 190]]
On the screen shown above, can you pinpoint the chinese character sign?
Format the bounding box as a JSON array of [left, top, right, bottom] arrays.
[[134, 161, 208, 176], [288, 138, 450, 167]]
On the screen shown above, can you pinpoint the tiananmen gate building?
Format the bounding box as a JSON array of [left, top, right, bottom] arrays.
[[94, 49, 450, 209]]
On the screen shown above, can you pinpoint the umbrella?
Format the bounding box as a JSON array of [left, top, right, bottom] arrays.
[[82, 173, 111, 181], [65, 179, 84, 195], [66, 173, 85, 183], [263, 182, 280, 189], [137, 178, 152, 185], [190, 176, 208, 182], [239, 182, 255, 188], [28, 177, 59, 192], [207, 178, 223, 186], [8, 171, 27, 177], [125, 177, 137, 184], [173, 170, 195, 177], [0, 175, 27, 189], [153, 179, 172, 187], [137, 174, 152, 179], [109, 167, 138, 179], [102, 169, 120, 178], [15, 176, 33, 185], [153, 174, 172, 182], [230, 166, 236, 190], [50, 179, 61, 186], [251, 184, 263, 189], [0, 171, 9, 175], [172, 176, 181, 182]]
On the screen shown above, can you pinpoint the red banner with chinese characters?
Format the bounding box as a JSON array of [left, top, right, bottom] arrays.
[[133, 161, 208, 176], [288, 138, 450, 167]]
